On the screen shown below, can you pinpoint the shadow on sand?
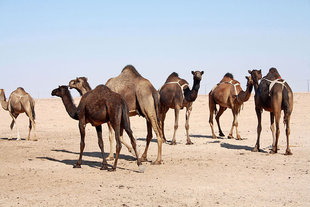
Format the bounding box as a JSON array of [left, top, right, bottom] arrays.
[[220, 142, 268, 153], [36, 149, 141, 172]]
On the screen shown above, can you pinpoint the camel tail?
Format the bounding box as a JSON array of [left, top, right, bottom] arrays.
[[152, 90, 161, 125], [282, 87, 291, 125], [121, 98, 132, 132]]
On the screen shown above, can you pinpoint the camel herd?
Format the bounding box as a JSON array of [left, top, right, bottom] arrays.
[[0, 65, 293, 171]]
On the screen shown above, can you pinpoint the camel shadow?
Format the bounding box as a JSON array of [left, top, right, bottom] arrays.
[[0, 137, 26, 141], [190, 134, 226, 139], [51, 149, 137, 161], [220, 142, 268, 153], [137, 137, 157, 143]]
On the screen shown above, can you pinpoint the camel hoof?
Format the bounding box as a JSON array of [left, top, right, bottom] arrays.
[[236, 137, 243, 140], [252, 146, 259, 152], [108, 168, 116, 172], [140, 156, 148, 162], [186, 141, 193, 145], [219, 132, 225, 137], [73, 164, 81, 168], [227, 135, 233, 139], [212, 135, 217, 139], [170, 140, 177, 145], [100, 165, 108, 170], [151, 160, 162, 165], [285, 150, 293, 155], [269, 149, 277, 154]]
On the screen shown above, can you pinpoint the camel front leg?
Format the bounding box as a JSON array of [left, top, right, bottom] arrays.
[[185, 105, 193, 145], [96, 125, 108, 170], [215, 106, 227, 137], [74, 121, 86, 168], [171, 107, 180, 145], [253, 107, 262, 152]]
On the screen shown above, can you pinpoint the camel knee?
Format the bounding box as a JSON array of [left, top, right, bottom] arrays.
[[185, 123, 189, 130], [174, 124, 178, 130]]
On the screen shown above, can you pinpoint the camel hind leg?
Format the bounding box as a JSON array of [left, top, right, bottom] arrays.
[[215, 106, 227, 137], [171, 106, 180, 145], [106, 122, 115, 161], [123, 124, 142, 167], [284, 112, 292, 155], [96, 125, 108, 170], [208, 94, 217, 139], [9, 113, 20, 140]]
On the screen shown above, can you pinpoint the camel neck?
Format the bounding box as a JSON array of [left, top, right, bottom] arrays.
[[0, 91, 8, 110], [237, 81, 253, 103], [61, 90, 78, 120], [192, 78, 201, 91], [184, 78, 201, 102]]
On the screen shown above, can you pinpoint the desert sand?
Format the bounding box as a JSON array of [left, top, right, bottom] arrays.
[[0, 93, 309, 206]]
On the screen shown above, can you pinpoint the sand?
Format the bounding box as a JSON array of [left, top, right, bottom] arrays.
[[0, 93, 309, 206]]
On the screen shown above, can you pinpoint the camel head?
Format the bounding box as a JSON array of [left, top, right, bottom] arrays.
[[51, 85, 69, 97], [69, 77, 88, 90], [191, 71, 204, 81], [248, 69, 262, 85], [268, 67, 282, 79], [245, 75, 254, 86]]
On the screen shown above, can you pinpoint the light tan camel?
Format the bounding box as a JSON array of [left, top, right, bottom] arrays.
[[69, 77, 135, 158], [159, 71, 204, 145], [249, 68, 293, 155], [209, 73, 253, 139], [0, 87, 37, 141]]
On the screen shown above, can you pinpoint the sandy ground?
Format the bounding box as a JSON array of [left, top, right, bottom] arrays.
[[0, 93, 309, 206]]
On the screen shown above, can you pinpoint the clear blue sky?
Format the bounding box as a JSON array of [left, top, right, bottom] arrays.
[[1, 0, 309, 98]]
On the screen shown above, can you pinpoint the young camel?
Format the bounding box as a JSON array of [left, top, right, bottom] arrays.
[[0, 87, 37, 141], [209, 73, 253, 139], [69, 77, 135, 159], [159, 71, 204, 145], [249, 68, 293, 155], [51, 85, 143, 171]]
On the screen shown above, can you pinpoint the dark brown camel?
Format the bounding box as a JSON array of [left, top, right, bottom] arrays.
[[159, 71, 204, 145], [69, 77, 135, 159], [51, 85, 143, 171], [249, 68, 293, 155], [209, 73, 253, 139], [0, 87, 37, 141]]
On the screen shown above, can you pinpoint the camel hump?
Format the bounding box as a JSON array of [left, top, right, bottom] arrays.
[[266, 67, 282, 80], [121, 65, 142, 77], [15, 87, 27, 94], [165, 72, 184, 83]]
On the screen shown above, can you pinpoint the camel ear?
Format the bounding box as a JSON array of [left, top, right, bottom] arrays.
[[258, 69, 262, 74], [201, 71, 204, 75], [248, 70, 252, 74], [191, 71, 195, 75], [245, 76, 249, 80]]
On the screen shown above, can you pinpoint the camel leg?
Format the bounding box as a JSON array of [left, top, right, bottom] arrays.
[[144, 113, 164, 165], [160, 107, 169, 141], [27, 115, 37, 141], [253, 107, 262, 152], [9, 114, 20, 140], [106, 122, 114, 161], [215, 106, 227, 137], [74, 121, 86, 168], [234, 114, 241, 140], [209, 95, 217, 139], [124, 125, 142, 167], [185, 105, 193, 145], [270, 112, 276, 150], [271, 111, 281, 154], [228, 110, 236, 139], [96, 125, 108, 170], [141, 121, 153, 162], [284, 113, 292, 155], [111, 124, 122, 171], [171, 107, 180, 145]]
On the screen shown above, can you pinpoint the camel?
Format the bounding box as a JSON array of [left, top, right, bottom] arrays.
[[69, 77, 135, 159], [0, 87, 37, 141], [248, 68, 293, 155], [70, 65, 164, 165], [159, 71, 204, 145], [69, 66, 164, 165], [51, 85, 143, 171], [209, 73, 254, 139]]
